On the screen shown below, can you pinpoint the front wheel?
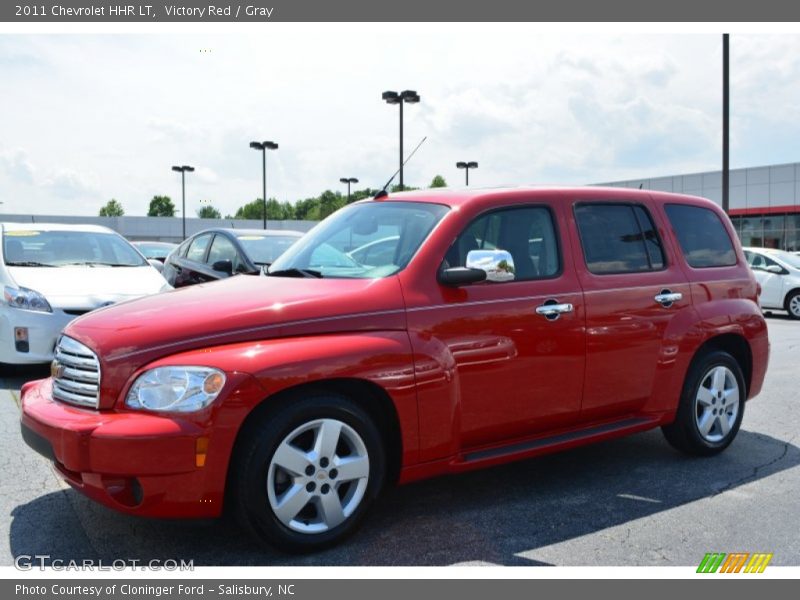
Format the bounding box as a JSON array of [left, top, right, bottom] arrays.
[[232, 393, 385, 552], [662, 350, 745, 456]]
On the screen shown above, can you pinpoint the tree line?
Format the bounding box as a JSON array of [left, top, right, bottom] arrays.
[[97, 175, 448, 220]]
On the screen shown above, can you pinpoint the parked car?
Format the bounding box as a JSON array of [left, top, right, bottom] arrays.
[[743, 247, 800, 319], [132, 241, 178, 274], [1, 223, 171, 366], [162, 228, 303, 287], [21, 188, 768, 552]]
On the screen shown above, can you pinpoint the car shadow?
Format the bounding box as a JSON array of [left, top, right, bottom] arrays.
[[8, 427, 799, 566]]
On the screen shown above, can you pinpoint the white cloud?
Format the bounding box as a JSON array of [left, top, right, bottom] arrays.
[[0, 31, 798, 216]]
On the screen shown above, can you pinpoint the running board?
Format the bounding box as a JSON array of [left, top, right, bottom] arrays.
[[463, 417, 653, 463]]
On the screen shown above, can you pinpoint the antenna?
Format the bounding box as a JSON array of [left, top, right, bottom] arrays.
[[374, 136, 427, 199]]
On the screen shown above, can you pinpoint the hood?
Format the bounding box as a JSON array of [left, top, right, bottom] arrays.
[[64, 274, 406, 365], [8, 265, 168, 309]]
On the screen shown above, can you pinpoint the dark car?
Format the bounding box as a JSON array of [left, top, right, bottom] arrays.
[[162, 228, 303, 288]]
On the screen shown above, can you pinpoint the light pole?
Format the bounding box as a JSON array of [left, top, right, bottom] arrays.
[[171, 165, 194, 240], [382, 90, 420, 190], [249, 140, 279, 229], [339, 177, 359, 203], [456, 161, 478, 186], [722, 33, 730, 215]]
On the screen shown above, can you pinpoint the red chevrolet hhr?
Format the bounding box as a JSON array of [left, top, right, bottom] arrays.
[[21, 187, 769, 551]]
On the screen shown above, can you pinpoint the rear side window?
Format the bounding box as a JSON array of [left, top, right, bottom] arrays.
[[574, 203, 666, 274], [665, 204, 737, 268], [186, 233, 212, 262]]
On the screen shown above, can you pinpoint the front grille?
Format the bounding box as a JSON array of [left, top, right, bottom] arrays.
[[52, 336, 101, 408]]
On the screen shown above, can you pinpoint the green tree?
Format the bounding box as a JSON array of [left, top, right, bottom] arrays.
[[294, 197, 321, 220], [318, 190, 345, 219], [430, 175, 447, 188], [147, 195, 176, 217], [98, 198, 124, 217], [232, 198, 290, 220], [197, 204, 222, 219]]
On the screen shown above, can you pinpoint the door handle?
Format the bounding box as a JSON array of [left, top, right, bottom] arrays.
[[535, 301, 574, 321], [654, 290, 682, 307]]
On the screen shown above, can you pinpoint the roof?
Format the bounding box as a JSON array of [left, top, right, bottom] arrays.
[[198, 228, 304, 238], [0, 222, 115, 234], [367, 185, 711, 208]]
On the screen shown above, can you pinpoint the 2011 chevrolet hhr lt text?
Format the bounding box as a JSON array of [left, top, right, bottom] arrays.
[[20, 187, 769, 551]]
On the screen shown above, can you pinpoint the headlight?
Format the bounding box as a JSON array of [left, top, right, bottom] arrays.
[[125, 366, 226, 412], [3, 286, 52, 313]]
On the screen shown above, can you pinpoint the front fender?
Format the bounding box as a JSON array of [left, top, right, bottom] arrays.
[[144, 330, 419, 459]]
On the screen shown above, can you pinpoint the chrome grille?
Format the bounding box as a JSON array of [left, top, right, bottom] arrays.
[[52, 336, 101, 408]]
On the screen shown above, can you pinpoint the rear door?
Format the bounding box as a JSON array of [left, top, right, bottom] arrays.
[[172, 233, 214, 287], [568, 200, 691, 420]]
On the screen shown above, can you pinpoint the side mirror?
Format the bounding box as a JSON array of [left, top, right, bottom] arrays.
[[438, 266, 487, 286], [766, 264, 784, 274], [147, 259, 164, 273], [211, 259, 234, 276], [466, 249, 516, 282]]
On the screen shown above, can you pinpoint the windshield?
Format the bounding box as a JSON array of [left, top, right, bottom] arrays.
[[269, 201, 449, 279], [3, 230, 147, 267], [771, 250, 800, 270], [236, 233, 300, 265]]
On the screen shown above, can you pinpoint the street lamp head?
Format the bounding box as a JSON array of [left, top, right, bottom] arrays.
[[349, 177, 359, 184], [468, 161, 478, 169], [182, 165, 195, 172], [249, 141, 264, 150], [171, 165, 182, 172], [456, 162, 467, 169], [264, 141, 279, 150], [339, 177, 349, 184], [401, 90, 420, 103], [382, 90, 400, 104]]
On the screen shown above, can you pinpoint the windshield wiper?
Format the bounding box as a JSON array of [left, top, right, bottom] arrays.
[[267, 268, 323, 279], [60, 261, 137, 267], [5, 261, 56, 267]]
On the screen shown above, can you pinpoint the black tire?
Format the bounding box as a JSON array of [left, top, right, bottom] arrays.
[[661, 350, 746, 456], [785, 289, 800, 320], [231, 392, 385, 553]]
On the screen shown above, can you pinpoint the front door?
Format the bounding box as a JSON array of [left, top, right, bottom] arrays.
[[408, 202, 586, 455]]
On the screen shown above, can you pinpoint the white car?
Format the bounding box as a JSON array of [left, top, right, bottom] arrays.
[[1, 223, 171, 365], [743, 247, 800, 319]]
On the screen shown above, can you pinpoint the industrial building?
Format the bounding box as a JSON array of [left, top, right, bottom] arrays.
[[598, 161, 800, 251]]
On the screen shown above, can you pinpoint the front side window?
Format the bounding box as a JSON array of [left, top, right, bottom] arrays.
[[574, 203, 666, 274], [206, 234, 240, 270], [2, 230, 146, 267], [445, 205, 560, 280], [665, 204, 737, 268], [268, 201, 449, 279]]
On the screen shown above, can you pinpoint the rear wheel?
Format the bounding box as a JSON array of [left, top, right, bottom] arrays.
[[785, 290, 800, 320], [662, 350, 745, 456], [232, 392, 385, 552]]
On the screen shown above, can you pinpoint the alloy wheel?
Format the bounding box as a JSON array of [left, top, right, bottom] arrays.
[[694, 365, 740, 443], [266, 418, 370, 534]]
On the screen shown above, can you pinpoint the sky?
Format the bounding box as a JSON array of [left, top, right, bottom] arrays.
[[1, 28, 800, 217]]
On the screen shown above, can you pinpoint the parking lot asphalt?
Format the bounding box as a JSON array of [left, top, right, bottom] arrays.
[[1, 315, 799, 567]]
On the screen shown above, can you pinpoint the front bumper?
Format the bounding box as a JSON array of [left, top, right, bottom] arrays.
[[0, 308, 74, 364], [20, 378, 225, 517]]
